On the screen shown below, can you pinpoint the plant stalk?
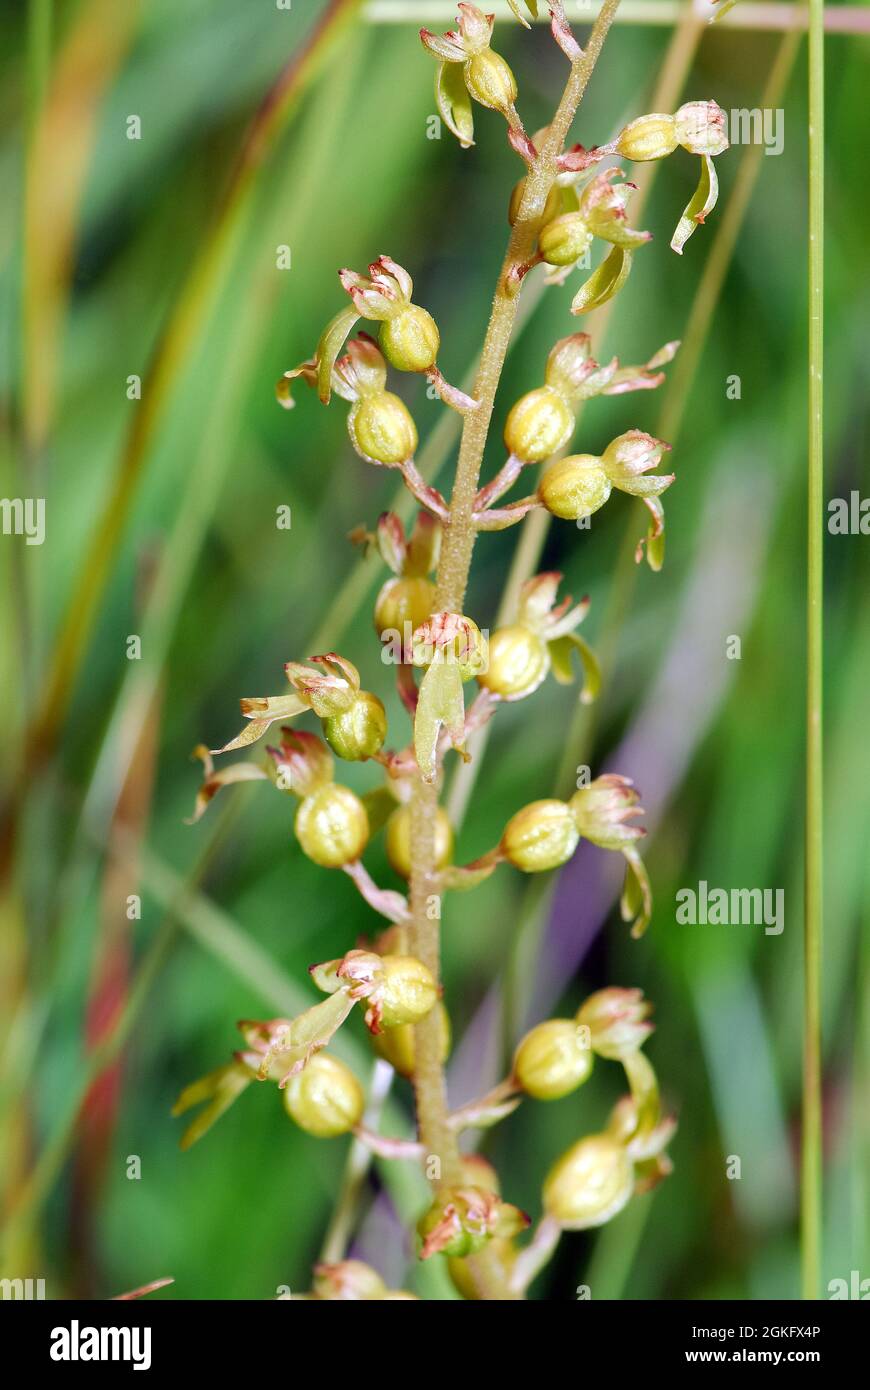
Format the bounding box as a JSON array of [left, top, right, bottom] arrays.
[[406, 0, 623, 1296]]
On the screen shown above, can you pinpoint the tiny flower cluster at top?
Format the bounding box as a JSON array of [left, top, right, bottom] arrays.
[[171, 3, 728, 1299]]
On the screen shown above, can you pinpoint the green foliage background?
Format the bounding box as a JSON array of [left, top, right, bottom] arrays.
[[1, 0, 867, 1300]]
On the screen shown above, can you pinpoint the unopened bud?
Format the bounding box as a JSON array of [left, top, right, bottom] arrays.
[[502, 799, 579, 873], [538, 212, 593, 267], [503, 386, 575, 464], [477, 624, 550, 699], [543, 1133, 635, 1229], [294, 783, 369, 867], [538, 454, 612, 521], [348, 390, 418, 466], [674, 100, 729, 157], [322, 691, 387, 761], [385, 804, 454, 879], [283, 1053, 364, 1137], [576, 987, 654, 1060], [513, 1018, 594, 1100], [615, 112, 678, 162]]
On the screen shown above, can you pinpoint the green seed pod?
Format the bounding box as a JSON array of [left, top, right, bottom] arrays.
[[513, 1018, 594, 1100], [615, 112, 678, 162], [538, 212, 593, 267], [371, 1001, 451, 1077], [373, 575, 435, 639], [543, 1133, 635, 1229], [294, 783, 369, 867], [379, 306, 440, 373], [385, 804, 454, 879], [477, 623, 550, 700], [348, 390, 418, 466], [322, 691, 387, 761], [378, 955, 439, 1029], [502, 799, 579, 873], [538, 454, 612, 521], [464, 49, 517, 114], [282, 1053, 364, 1137], [503, 386, 574, 464]]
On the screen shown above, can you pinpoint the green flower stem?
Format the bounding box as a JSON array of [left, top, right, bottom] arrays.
[[803, 0, 824, 1302], [406, 0, 623, 1299]]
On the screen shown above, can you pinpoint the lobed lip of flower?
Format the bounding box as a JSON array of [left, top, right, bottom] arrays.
[[339, 256, 414, 320], [420, 4, 495, 62]]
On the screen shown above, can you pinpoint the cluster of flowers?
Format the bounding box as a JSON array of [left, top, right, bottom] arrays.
[[175, 2, 728, 1298]]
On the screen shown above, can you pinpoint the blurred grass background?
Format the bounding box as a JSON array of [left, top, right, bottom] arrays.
[[0, 0, 867, 1300]]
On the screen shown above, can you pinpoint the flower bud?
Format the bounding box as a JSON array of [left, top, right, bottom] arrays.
[[464, 49, 517, 115], [674, 100, 729, 157], [385, 804, 454, 879], [379, 305, 440, 374], [371, 1001, 451, 1077], [538, 454, 612, 521], [283, 1052, 364, 1137], [543, 1133, 635, 1230], [503, 386, 574, 463], [538, 212, 593, 267], [411, 611, 487, 681], [348, 390, 418, 466], [576, 987, 654, 1060], [615, 112, 678, 162], [502, 799, 579, 873], [312, 1260, 386, 1300], [294, 783, 369, 867], [374, 575, 435, 642], [570, 773, 645, 849], [322, 691, 387, 761], [266, 728, 334, 797], [417, 1186, 528, 1260], [477, 623, 550, 699], [513, 1018, 593, 1100]]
